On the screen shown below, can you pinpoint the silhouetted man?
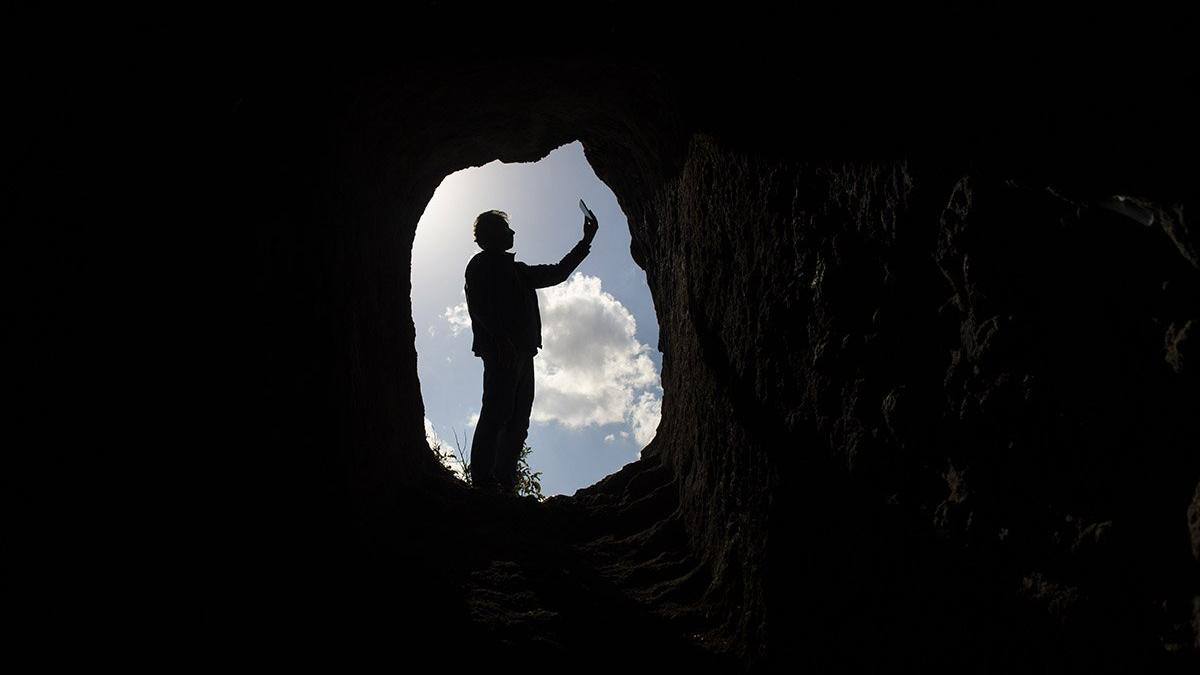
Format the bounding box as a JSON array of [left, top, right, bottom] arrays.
[[465, 208, 598, 495]]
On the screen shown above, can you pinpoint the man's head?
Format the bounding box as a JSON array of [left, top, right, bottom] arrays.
[[473, 210, 515, 251]]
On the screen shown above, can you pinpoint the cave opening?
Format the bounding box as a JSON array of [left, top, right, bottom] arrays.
[[412, 140, 664, 497]]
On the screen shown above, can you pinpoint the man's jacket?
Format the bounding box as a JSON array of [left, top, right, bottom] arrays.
[[464, 239, 591, 359]]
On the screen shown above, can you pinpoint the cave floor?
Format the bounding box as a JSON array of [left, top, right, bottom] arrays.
[[403, 466, 734, 670]]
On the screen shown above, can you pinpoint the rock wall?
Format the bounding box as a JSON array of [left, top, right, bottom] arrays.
[[613, 136, 1200, 670]]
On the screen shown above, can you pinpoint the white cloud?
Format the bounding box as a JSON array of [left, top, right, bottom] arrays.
[[604, 434, 615, 443], [424, 416, 445, 448], [467, 411, 479, 428], [629, 391, 662, 447], [532, 273, 662, 448], [444, 295, 471, 336]]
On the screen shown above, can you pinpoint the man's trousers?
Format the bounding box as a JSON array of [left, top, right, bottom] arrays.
[[470, 352, 534, 492]]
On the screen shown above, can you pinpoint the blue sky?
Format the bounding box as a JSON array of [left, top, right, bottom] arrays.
[[413, 141, 662, 496]]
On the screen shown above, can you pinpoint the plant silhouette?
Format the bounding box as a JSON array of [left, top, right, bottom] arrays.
[[432, 429, 544, 501]]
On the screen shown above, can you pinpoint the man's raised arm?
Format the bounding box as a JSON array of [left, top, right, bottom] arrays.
[[519, 214, 598, 289]]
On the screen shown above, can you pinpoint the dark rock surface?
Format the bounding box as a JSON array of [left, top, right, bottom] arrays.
[[30, 7, 1189, 672]]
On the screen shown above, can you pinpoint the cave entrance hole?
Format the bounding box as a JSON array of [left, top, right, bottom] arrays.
[[412, 141, 663, 497]]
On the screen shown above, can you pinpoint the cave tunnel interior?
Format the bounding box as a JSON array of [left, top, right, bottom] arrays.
[[206, 12, 1200, 673]]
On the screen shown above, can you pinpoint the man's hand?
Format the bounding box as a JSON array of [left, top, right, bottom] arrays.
[[583, 213, 599, 243]]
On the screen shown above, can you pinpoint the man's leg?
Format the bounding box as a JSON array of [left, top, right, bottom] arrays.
[[471, 355, 518, 489], [495, 354, 535, 494]]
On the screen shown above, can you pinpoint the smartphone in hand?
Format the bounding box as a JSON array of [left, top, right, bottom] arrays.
[[579, 199, 595, 221]]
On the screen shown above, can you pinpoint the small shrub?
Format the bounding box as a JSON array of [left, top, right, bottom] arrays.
[[515, 443, 545, 501], [431, 429, 544, 501]]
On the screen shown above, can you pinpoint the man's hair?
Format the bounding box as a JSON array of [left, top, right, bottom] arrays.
[[473, 210, 509, 249]]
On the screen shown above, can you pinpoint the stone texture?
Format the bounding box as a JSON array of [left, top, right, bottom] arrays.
[[1190, 481, 1200, 563]]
